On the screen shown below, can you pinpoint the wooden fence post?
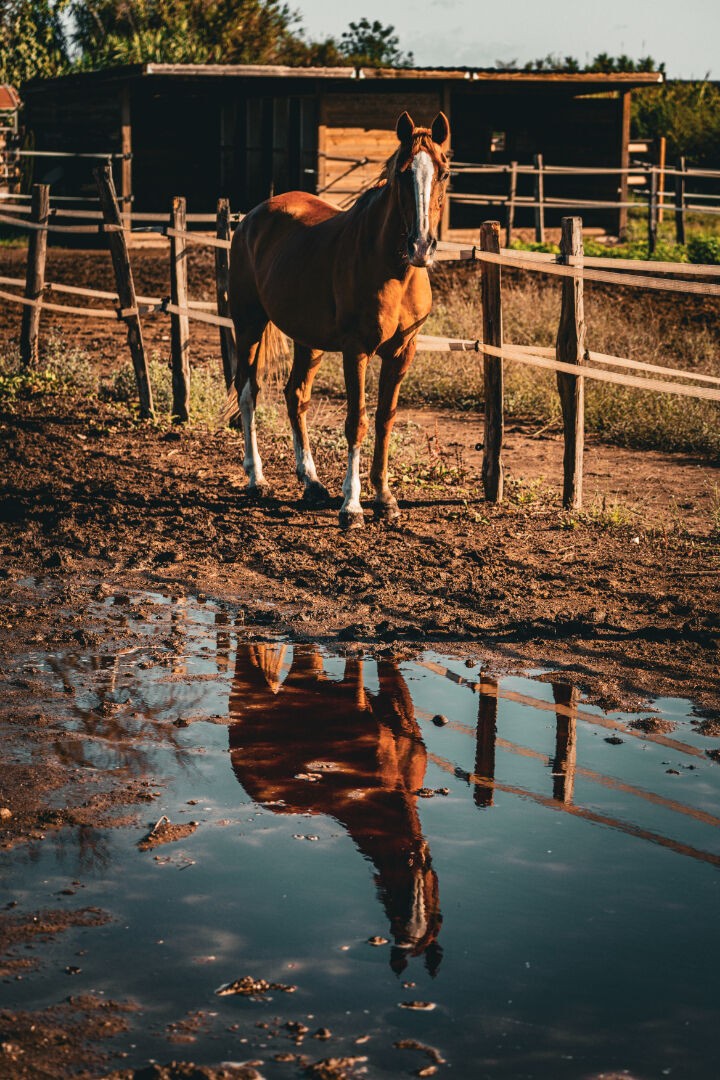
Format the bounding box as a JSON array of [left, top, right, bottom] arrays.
[[506, 161, 517, 246], [94, 163, 154, 420], [20, 183, 50, 366], [533, 153, 545, 243], [215, 197, 237, 389], [551, 683, 578, 804], [648, 168, 658, 255], [480, 220, 504, 503], [169, 195, 190, 422], [556, 216, 586, 510], [657, 135, 667, 223], [474, 678, 498, 809], [675, 156, 686, 246]]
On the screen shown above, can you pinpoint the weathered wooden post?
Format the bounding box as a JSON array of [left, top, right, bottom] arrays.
[[94, 163, 154, 419], [674, 156, 686, 246], [648, 167, 658, 255], [215, 197, 236, 389], [474, 677, 498, 809], [480, 220, 504, 503], [657, 135, 667, 224], [169, 195, 190, 422], [556, 216, 586, 510], [533, 153, 545, 243], [20, 183, 50, 366], [506, 161, 518, 246], [551, 682, 578, 804]]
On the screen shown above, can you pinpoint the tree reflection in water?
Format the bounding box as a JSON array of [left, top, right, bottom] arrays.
[[228, 643, 443, 976]]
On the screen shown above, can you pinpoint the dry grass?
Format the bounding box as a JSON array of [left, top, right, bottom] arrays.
[[313, 268, 720, 458]]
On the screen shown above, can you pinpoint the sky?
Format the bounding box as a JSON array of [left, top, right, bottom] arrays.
[[294, 0, 719, 79]]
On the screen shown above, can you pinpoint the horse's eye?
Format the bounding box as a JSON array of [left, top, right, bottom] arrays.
[[439, 170, 450, 183]]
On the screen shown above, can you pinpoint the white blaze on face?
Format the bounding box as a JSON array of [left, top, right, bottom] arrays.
[[411, 150, 434, 242]]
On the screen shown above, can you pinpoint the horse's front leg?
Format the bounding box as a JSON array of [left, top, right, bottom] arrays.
[[371, 339, 417, 521], [284, 343, 331, 507], [340, 350, 369, 529], [233, 323, 270, 496]]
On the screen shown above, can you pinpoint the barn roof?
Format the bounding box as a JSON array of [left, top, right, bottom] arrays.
[[0, 85, 21, 110], [22, 64, 664, 94]]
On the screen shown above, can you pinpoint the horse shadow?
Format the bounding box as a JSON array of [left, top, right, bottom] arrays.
[[227, 643, 443, 976]]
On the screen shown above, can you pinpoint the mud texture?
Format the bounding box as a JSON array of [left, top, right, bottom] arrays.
[[1, 246, 720, 1077]]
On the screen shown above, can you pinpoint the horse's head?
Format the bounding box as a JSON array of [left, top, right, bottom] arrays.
[[392, 111, 450, 268]]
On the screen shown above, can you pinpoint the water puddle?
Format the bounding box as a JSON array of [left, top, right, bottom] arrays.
[[3, 591, 720, 1077]]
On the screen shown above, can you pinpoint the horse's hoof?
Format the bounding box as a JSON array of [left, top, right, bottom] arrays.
[[339, 509, 365, 530], [373, 499, 401, 523], [302, 481, 332, 509], [244, 482, 272, 502]]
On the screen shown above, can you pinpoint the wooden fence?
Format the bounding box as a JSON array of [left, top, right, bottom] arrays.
[[317, 152, 720, 251], [1, 169, 720, 511]]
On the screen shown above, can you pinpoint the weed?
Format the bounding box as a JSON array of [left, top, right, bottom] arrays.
[[0, 335, 97, 406], [582, 494, 639, 530]]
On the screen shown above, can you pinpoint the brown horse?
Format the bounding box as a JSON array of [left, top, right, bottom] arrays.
[[228, 111, 450, 527]]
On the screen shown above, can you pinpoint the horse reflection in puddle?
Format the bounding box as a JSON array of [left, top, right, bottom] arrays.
[[228, 643, 443, 975]]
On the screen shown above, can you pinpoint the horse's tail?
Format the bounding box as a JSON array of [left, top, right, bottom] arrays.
[[221, 321, 291, 426]]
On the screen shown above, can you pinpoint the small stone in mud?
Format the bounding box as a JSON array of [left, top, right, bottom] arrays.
[[0, 808, 13, 821], [431, 715, 448, 727], [416, 788, 435, 798], [604, 736, 624, 745], [629, 716, 677, 735], [313, 1028, 332, 1040], [367, 936, 389, 947], [215, 975, 297, 998], [64, 966, 81, 975], [137, 816, 198, 851], [287, 1021, 309, 1036], [304, 1056, 368, 1079], [666, 768, 681, 775], [399, 1001, 436, 1011], [275, 1052, 297, 1062]]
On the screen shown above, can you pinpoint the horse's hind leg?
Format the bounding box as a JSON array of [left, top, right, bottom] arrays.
[[370, 339, 417, 521], [284, 343, 331, 507], [234, 319, 270, 495]]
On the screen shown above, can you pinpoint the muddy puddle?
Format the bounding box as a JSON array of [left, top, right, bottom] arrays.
[[2, 590, 720, 1078]]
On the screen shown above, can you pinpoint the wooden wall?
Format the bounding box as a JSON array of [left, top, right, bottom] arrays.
[[317, 91, 441, 207]]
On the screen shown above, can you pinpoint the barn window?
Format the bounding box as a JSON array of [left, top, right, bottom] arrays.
[[490, 131, 507, 154]]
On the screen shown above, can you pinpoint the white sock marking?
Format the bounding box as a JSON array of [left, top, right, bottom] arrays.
[[341, 447, 362, 515], [240, 380, 265, 487], [293, 430, 319, 487]]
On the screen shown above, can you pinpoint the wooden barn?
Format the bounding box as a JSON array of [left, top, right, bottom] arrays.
[[20, 64, 663, 234]]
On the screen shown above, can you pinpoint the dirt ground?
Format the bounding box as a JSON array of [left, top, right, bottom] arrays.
[[1, 245, 720, 1076]]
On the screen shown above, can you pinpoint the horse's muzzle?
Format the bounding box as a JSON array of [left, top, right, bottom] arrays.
[[407, 235, 438, 268]]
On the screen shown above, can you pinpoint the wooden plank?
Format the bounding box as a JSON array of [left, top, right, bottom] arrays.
[[675, 155, 686, 245], [20, 183, 49, 367], [533, 153, 545, 243], [120, 86, 132, 234], [94, 163, 154, 419], [506, 161, 517, 246], [618, 91, 631, 239], [657, 135, 667, 223], [648, 167, 658, 255], [474, 679, 498, 808], [169, 195, 190, 422], [480, 220, 504, 503], [556, 216, 586, 510], [215, 197, 236, 389]]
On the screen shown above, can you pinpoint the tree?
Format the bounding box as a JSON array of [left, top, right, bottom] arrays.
[[0, 0, 70, 85], [69, 0, 310, 67], [339, 18, 413, 68]]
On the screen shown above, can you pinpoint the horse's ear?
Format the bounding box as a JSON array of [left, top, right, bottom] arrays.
[[396, 111, 414, 145], [431, 112, 450, 149]]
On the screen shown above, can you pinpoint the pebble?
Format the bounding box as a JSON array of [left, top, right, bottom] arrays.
[[431, 714, 448, 727]]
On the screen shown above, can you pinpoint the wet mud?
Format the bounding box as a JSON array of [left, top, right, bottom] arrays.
[[1, 248, 720, 1076]]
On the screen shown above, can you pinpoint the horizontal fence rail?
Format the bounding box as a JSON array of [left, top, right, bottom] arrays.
[[1, 180, 718, 510]]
